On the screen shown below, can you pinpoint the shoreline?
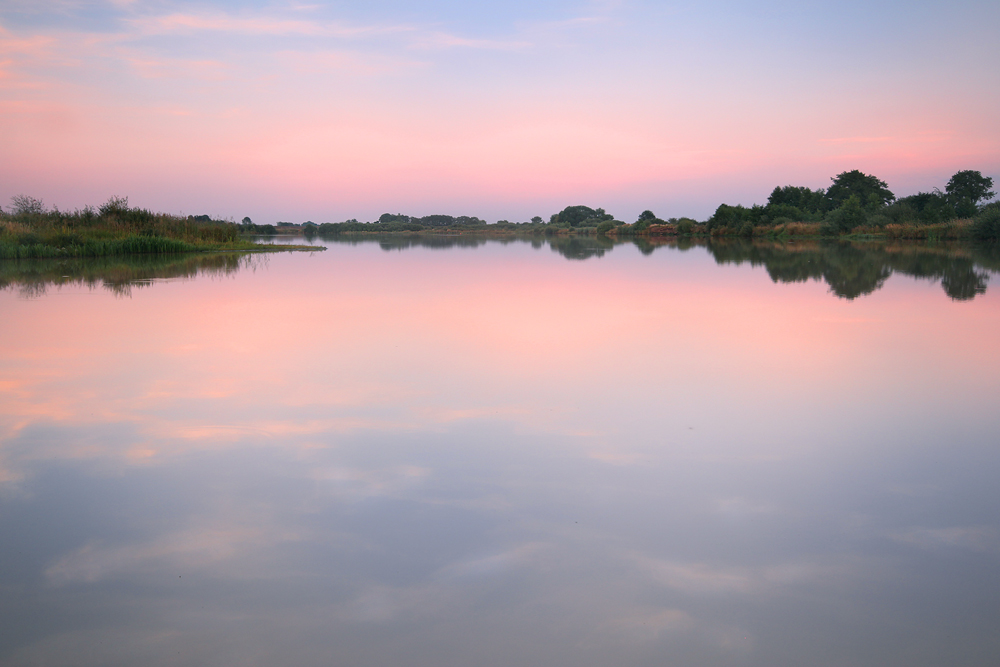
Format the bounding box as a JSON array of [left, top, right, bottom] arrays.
[[0, 238, 325, 260]]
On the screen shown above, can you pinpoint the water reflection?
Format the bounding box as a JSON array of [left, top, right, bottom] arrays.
[[1, 239, 999, 666], [703, 240, 998, 301], [0, 252, 262, 298], [317, 235, 1000, 301]]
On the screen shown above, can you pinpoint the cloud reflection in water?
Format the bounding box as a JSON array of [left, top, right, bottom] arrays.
[[1, 239, 999, 666]]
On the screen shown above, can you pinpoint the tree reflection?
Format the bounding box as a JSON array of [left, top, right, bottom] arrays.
[[941, 264, 989, 300], [13, 235, 991, 302], [701, 239, 998, 301], [324, 233, 999, 301], [548, 237, 613, 260]]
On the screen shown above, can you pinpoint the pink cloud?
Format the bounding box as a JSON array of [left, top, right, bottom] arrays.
[[127, 13, 410, 38]]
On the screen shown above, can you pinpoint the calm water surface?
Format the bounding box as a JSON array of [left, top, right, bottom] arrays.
[[2, 238, 999, 666]]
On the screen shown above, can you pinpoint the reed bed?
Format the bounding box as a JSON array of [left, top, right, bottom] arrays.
[[0, 236, 199, 260], [0, 199, 259, 258]]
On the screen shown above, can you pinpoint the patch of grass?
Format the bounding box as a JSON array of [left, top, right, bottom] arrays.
[[0, 236, 203, 259], [0, 199, 326, 258]]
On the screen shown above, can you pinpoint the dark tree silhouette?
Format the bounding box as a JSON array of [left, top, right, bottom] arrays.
[[946, 170, 995, 217], [826, 170, 894, 209]]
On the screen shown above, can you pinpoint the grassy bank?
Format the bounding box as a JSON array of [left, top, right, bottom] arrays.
[[628, 218, 984, 241], [307, 216, 992, 243], [0, 197, 323, 258]]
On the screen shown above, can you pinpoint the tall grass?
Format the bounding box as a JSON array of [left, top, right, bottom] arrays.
[[0, 198, 247, 258], [0, 236, 197, 260]]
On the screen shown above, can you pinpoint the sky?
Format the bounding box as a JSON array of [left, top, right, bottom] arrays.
[[1, 0, 998, 223]]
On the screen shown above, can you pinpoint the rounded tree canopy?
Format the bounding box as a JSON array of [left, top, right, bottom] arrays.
[[945, 170, 995, 207], [826, 170, 894, 209]]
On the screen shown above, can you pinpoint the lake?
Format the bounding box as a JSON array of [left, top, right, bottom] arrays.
[[2, 237, 999, 666]]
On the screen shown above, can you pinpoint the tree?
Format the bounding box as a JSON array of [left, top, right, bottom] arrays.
[[706, 203, 756, 231], [945, 170, 995, 217], [11, 194, 45, 215], [826, 170, 894, 210], [893, 192, 955, 224], [767, 185, 827, 214], [823, 194, 867, 234], [634, 210, 665, 229], [550, 205, 612, 227], [242, 216, 252, 225]]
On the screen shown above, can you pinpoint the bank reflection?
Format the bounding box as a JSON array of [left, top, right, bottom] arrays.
[[700, 239, 998, 300], [0, 252, 262, 298], [318, 234, 1000, 301]]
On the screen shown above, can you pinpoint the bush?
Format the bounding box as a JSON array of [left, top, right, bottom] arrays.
[[99, 195, 130, 217], [883, 201, 918, 224], [11, 194, 45, 216], [550, 205, 614, 228], [823, 195, 868, 234], [971, 206, 1000, 241], [595, 220, 614, 235]]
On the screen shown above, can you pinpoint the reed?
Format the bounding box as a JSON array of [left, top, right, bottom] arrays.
[[0, 198, 275, 258]]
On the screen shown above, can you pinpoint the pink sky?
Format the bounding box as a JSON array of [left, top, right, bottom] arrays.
[[2, 1, 998, 222]]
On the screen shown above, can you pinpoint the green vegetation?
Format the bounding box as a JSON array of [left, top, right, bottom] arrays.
[[947, 170, 996, 217], [0, 195, 322, 258], [314, 213, 488, 235], [970, 203, 1000, 241], [697, 169, 996, 240], [5, 169, 996, 258], [297, 169, 995, 243], [548, 206, 618, 229]]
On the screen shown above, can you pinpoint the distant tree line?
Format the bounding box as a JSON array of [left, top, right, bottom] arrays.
[[308, 213, 489, 234], [8, 168, 996, 250], [227, 170, 997, 242]]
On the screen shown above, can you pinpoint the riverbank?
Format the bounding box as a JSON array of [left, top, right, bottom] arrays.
[[298, 217, 990, 243], [634, 218, 980, 241], [0, 199, 324, 259], [0, 235, 323, 260]]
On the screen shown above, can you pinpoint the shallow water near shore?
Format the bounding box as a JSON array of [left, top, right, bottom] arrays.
[[2, 238, 999, 666]]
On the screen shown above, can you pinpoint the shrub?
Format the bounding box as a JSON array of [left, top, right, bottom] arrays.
[[99, 195, 130, 217], [971, 206, 1000, 241], [823, 195, 868, 234], [11, 194, 45, 216]]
